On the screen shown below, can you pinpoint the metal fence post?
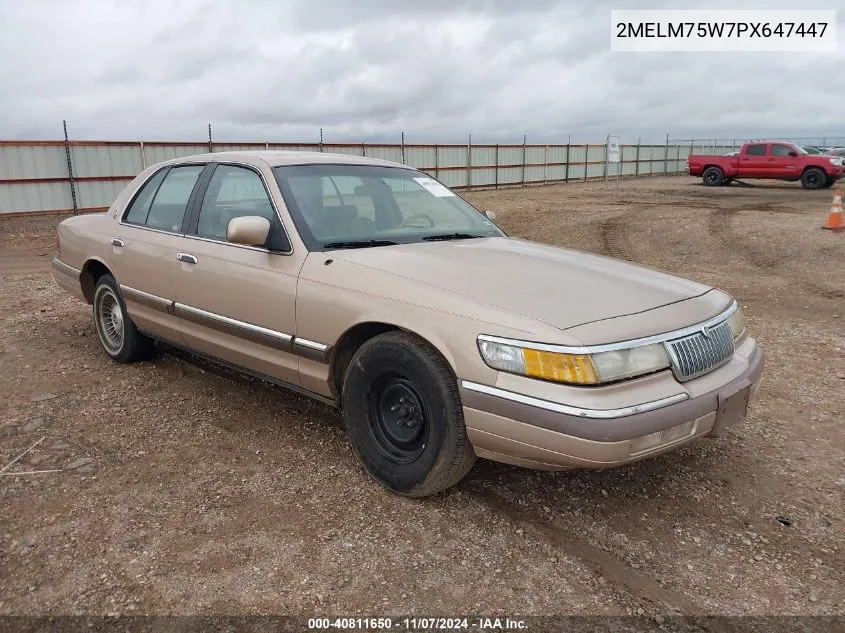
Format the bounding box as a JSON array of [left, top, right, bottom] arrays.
[[63, 120, 78, 214], [319, 128, 324, 153], [265, 141, 269, 150], [466, 133, 471, 189], [434, 144, 439, 180], [521, 134, 527, 186], [564, 135, 571, 183], [635, 137, 641, 176], [139, 140, 147, 169], [663, 133, 669, 175], [584, 144, 589, 182], [675, 142, 681, 174], [362, 141, 366, 158], [401, 131, 406, 164], [208, 123, 213, 153], [543, 144, 548, 186], [494, 143, 499, 189]]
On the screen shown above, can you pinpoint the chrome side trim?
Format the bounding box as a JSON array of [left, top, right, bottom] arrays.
[[478, 301, 738, 355], [51, 258, 80, 278], [120, 285, 172, 313], [293, 337, 328, 352], [174, 302, 293, 351], [460, 380, 689, 420], [292, 337, 331, 363]]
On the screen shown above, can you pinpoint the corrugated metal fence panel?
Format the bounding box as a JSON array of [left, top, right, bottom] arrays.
[[438, 167, 467, 189], [404, 147, 436, 170], [568, 145, 587, 164], [525, 146, 546, 165], [0, 144, 68, 179], [471, 146, 496, 168], [214, 144, 268, 152], [0, 182, 71, 214], [548, 146, 568, 164], [497, 146, 523, 167], [436, 146, 466, 168], [524, 166, 546, 183], [621, 145, 638, 161], [470, 167, 496, 187], [76, 180, 129, 210], [586, 145, 606, 163], [71, 145, 141, 178], [322, 145, 365, 156], [267, 144, 321, 152], [497, 166, 523, 185], [144, 144, 208, 165], [546, 165, 566, 181], [358, 145, 404, 164]]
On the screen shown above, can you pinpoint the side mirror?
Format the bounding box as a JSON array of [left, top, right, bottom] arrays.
[[483, 210, 497, 221], [788, 151, 797, 157], [227, 216, 271, 247]]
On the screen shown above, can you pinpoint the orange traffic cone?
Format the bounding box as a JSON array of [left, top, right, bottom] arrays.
[[823, 188, 844, 232]]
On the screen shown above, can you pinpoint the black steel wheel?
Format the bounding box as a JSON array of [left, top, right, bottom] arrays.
[[702, 166, 725, 186], [342, 331, 476, 496], [801, 168, 826, 190]]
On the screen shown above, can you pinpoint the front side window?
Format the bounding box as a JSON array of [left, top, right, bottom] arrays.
[[274, 164, 504, 250], [745, 144, 766, 156], [124, 165, 204, 232], [195, 164, 289, 251]]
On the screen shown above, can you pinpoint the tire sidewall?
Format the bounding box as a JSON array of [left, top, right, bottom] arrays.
[[93, 276, 129, 361], [342, 337, 458, 494], [802, 168, 825, 190], [703, 167, 724, 186]]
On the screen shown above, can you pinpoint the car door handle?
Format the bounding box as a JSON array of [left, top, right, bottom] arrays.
[[110, 238, 125, 247], [176, 252, 198, 264]]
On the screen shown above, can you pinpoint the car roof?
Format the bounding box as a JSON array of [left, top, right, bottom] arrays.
[[159, 150, 414, 170]]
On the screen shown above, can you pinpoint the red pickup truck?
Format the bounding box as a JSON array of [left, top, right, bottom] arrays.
[[687, 142, 844, 189]]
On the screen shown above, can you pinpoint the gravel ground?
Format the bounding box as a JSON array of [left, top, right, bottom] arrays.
[[1, 176, 843, 621]]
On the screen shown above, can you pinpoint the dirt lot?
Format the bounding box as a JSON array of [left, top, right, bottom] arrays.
[[1, 176, 843, 622]]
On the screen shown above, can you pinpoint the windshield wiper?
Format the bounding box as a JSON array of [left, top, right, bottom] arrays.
[[323, 239, 399, 249], [421, 233, 484, 242]]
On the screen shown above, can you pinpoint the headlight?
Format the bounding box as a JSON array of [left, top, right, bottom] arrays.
[[829, 158, 843, 166], [726, 305, 745, 340], [477, 338, 670, 385]]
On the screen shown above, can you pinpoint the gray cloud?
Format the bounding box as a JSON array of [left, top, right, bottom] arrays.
[[0, 0, 842, 143]]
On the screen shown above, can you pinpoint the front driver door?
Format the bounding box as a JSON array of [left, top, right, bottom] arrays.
[[173, 162, 304, 386], [768, 143, 800, 179]]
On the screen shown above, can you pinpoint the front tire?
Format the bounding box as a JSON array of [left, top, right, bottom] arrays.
[[801, 168, 826, 190], [342, 331, 476, 497], [702, 166, 725, 186], [93, 274, 154, 363]]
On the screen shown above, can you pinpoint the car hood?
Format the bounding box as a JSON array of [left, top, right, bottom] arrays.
[[329, 237, 714, 332]]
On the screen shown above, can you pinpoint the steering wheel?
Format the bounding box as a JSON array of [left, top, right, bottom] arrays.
[[401, 213, 435, 229]]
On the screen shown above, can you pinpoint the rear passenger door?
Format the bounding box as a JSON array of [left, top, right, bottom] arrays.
[[174, 163, 304, 386], [111, 164, 208, 343], [738, 144, 768, 178], [768, 143, 800, 179]]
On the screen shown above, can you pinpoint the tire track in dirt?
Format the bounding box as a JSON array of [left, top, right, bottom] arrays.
[[467, 483, 734, 631], [706, 208, 844, 300]]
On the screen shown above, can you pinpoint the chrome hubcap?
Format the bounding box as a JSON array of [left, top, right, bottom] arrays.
[[96, 288, 124, 353]]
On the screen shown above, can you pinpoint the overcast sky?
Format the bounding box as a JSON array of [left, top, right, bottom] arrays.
[[0, 0, 842, 143]]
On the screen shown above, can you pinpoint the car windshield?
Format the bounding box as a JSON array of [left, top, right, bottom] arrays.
[[273, 164, 505, 250], [801, 146, 819, 154]]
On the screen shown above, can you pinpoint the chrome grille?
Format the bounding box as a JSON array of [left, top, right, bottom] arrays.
[[665, 320, 734, 382]]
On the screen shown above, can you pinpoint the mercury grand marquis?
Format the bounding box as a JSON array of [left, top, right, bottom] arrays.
[[52, 151, 764, 496]]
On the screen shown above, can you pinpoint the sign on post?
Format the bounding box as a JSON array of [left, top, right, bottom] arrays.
[[607, 135, 621, 163], [605, 135, 621, 189]]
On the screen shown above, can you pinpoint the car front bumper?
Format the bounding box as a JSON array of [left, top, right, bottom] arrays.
[[460, 338, 764, 470]]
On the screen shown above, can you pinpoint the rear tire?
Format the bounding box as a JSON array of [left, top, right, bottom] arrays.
[[702, 167, 725, 186], [341, 331, 476, 497], [93, 274, 154, 363], [801, 168, 826, 190]]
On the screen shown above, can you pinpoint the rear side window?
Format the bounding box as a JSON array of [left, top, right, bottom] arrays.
[[145, 166, 204, 231], [745, 144, 766, 156], [771, 144, 792, 156], [124, 169, 167, 225]]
